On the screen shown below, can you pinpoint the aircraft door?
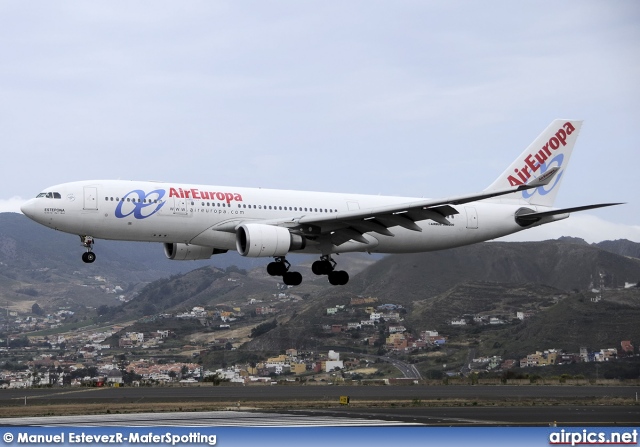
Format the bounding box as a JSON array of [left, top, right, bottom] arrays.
[[465, 207, 478, 229], [83, 186, 98, 210], [347, 201, 360, 211]]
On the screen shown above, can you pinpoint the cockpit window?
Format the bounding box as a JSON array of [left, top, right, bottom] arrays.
[[36, 192, 62, 199]]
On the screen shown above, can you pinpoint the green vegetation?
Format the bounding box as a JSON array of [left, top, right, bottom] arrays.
[[250, 320, 278, 338]]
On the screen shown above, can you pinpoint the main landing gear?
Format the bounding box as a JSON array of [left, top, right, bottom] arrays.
[[267, 257, 302, 286], [80, 235, 96, 264], [267, 255, 349, 287], [312, 255, 349, 286]]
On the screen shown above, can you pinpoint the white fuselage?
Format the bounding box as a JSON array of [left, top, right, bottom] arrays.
[[20, 180, 548, 257]]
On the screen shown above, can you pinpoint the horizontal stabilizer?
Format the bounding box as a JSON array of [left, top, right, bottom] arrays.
[[516, 203, 624, 226]]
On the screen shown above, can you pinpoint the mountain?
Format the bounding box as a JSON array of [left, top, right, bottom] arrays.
[[337, 240, 640, 303], [594, 239, 640, 260], [0, 212, 377, 312], [244, 239, 640, 351], [4, 208, 639, 365], [480, 287, 640, 357]]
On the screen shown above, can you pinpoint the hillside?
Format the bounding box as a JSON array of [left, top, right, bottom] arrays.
[[478, 287, 640, 358], [3, 208, 639, 366], [0, 212, 378, 312], [329, 240, 640, 305], [595, 239, 640, 261], [245, 239, 640, 353]]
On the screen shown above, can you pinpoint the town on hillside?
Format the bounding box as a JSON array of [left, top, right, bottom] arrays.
[[1, 288, 638, 388]]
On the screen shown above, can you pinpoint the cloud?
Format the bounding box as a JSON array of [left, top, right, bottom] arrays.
[[500, 213, 640, 244], [0, 197, 25, 214]]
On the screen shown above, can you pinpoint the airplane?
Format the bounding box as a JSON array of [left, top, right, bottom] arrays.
[[20, 119, 620, 286]]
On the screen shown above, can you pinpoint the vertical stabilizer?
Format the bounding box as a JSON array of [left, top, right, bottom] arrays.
[[484, 119, 582, 207]]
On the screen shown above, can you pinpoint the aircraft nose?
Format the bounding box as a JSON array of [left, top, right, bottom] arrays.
[[20, 199, 38, 220]]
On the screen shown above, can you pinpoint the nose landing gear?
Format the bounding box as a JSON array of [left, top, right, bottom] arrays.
[[312, 255, 349, 285], [80, 235, 96, 263]]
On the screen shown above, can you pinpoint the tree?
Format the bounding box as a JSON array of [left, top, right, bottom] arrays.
[[31, 303, 45, 316], [250, 320, 277, 338]]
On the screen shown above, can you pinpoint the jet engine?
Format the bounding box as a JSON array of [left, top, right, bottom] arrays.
[[236, 224, 306, 257], [164, 243, 227, 260]]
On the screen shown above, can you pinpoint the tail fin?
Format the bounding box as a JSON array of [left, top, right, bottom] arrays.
[[484, 119, 583, 207]]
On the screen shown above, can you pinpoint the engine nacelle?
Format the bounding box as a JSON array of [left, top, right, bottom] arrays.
[[236, 224, 306, 257], [164, 243, 227, 260]]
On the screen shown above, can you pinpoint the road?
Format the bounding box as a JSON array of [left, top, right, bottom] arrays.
[[354, 353, 422, 379]]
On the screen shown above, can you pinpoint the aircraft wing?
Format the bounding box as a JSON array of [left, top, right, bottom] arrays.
[[255, 167, 562, 246]]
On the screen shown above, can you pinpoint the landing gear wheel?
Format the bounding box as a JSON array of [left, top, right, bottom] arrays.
[[283, 271, 302, 286], [328, 270, 349, 286], [267, 261, 288, 276], [312, 260, 334, 275], [80, 235, 96, 263]]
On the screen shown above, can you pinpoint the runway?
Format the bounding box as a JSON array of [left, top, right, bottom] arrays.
[[0, 410, 418, 427], [1, 385, 638, 426], [287, 405, 640, 426], [0, 406, 638, 427]]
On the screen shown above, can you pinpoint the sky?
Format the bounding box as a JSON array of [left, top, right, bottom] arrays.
[[0, 1, 638, 243]]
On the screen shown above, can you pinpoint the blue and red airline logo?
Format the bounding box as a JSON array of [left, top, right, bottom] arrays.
[[506, 121, 575, 199], [115, 189, 166, 219], [114, 186, 244, 219]]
